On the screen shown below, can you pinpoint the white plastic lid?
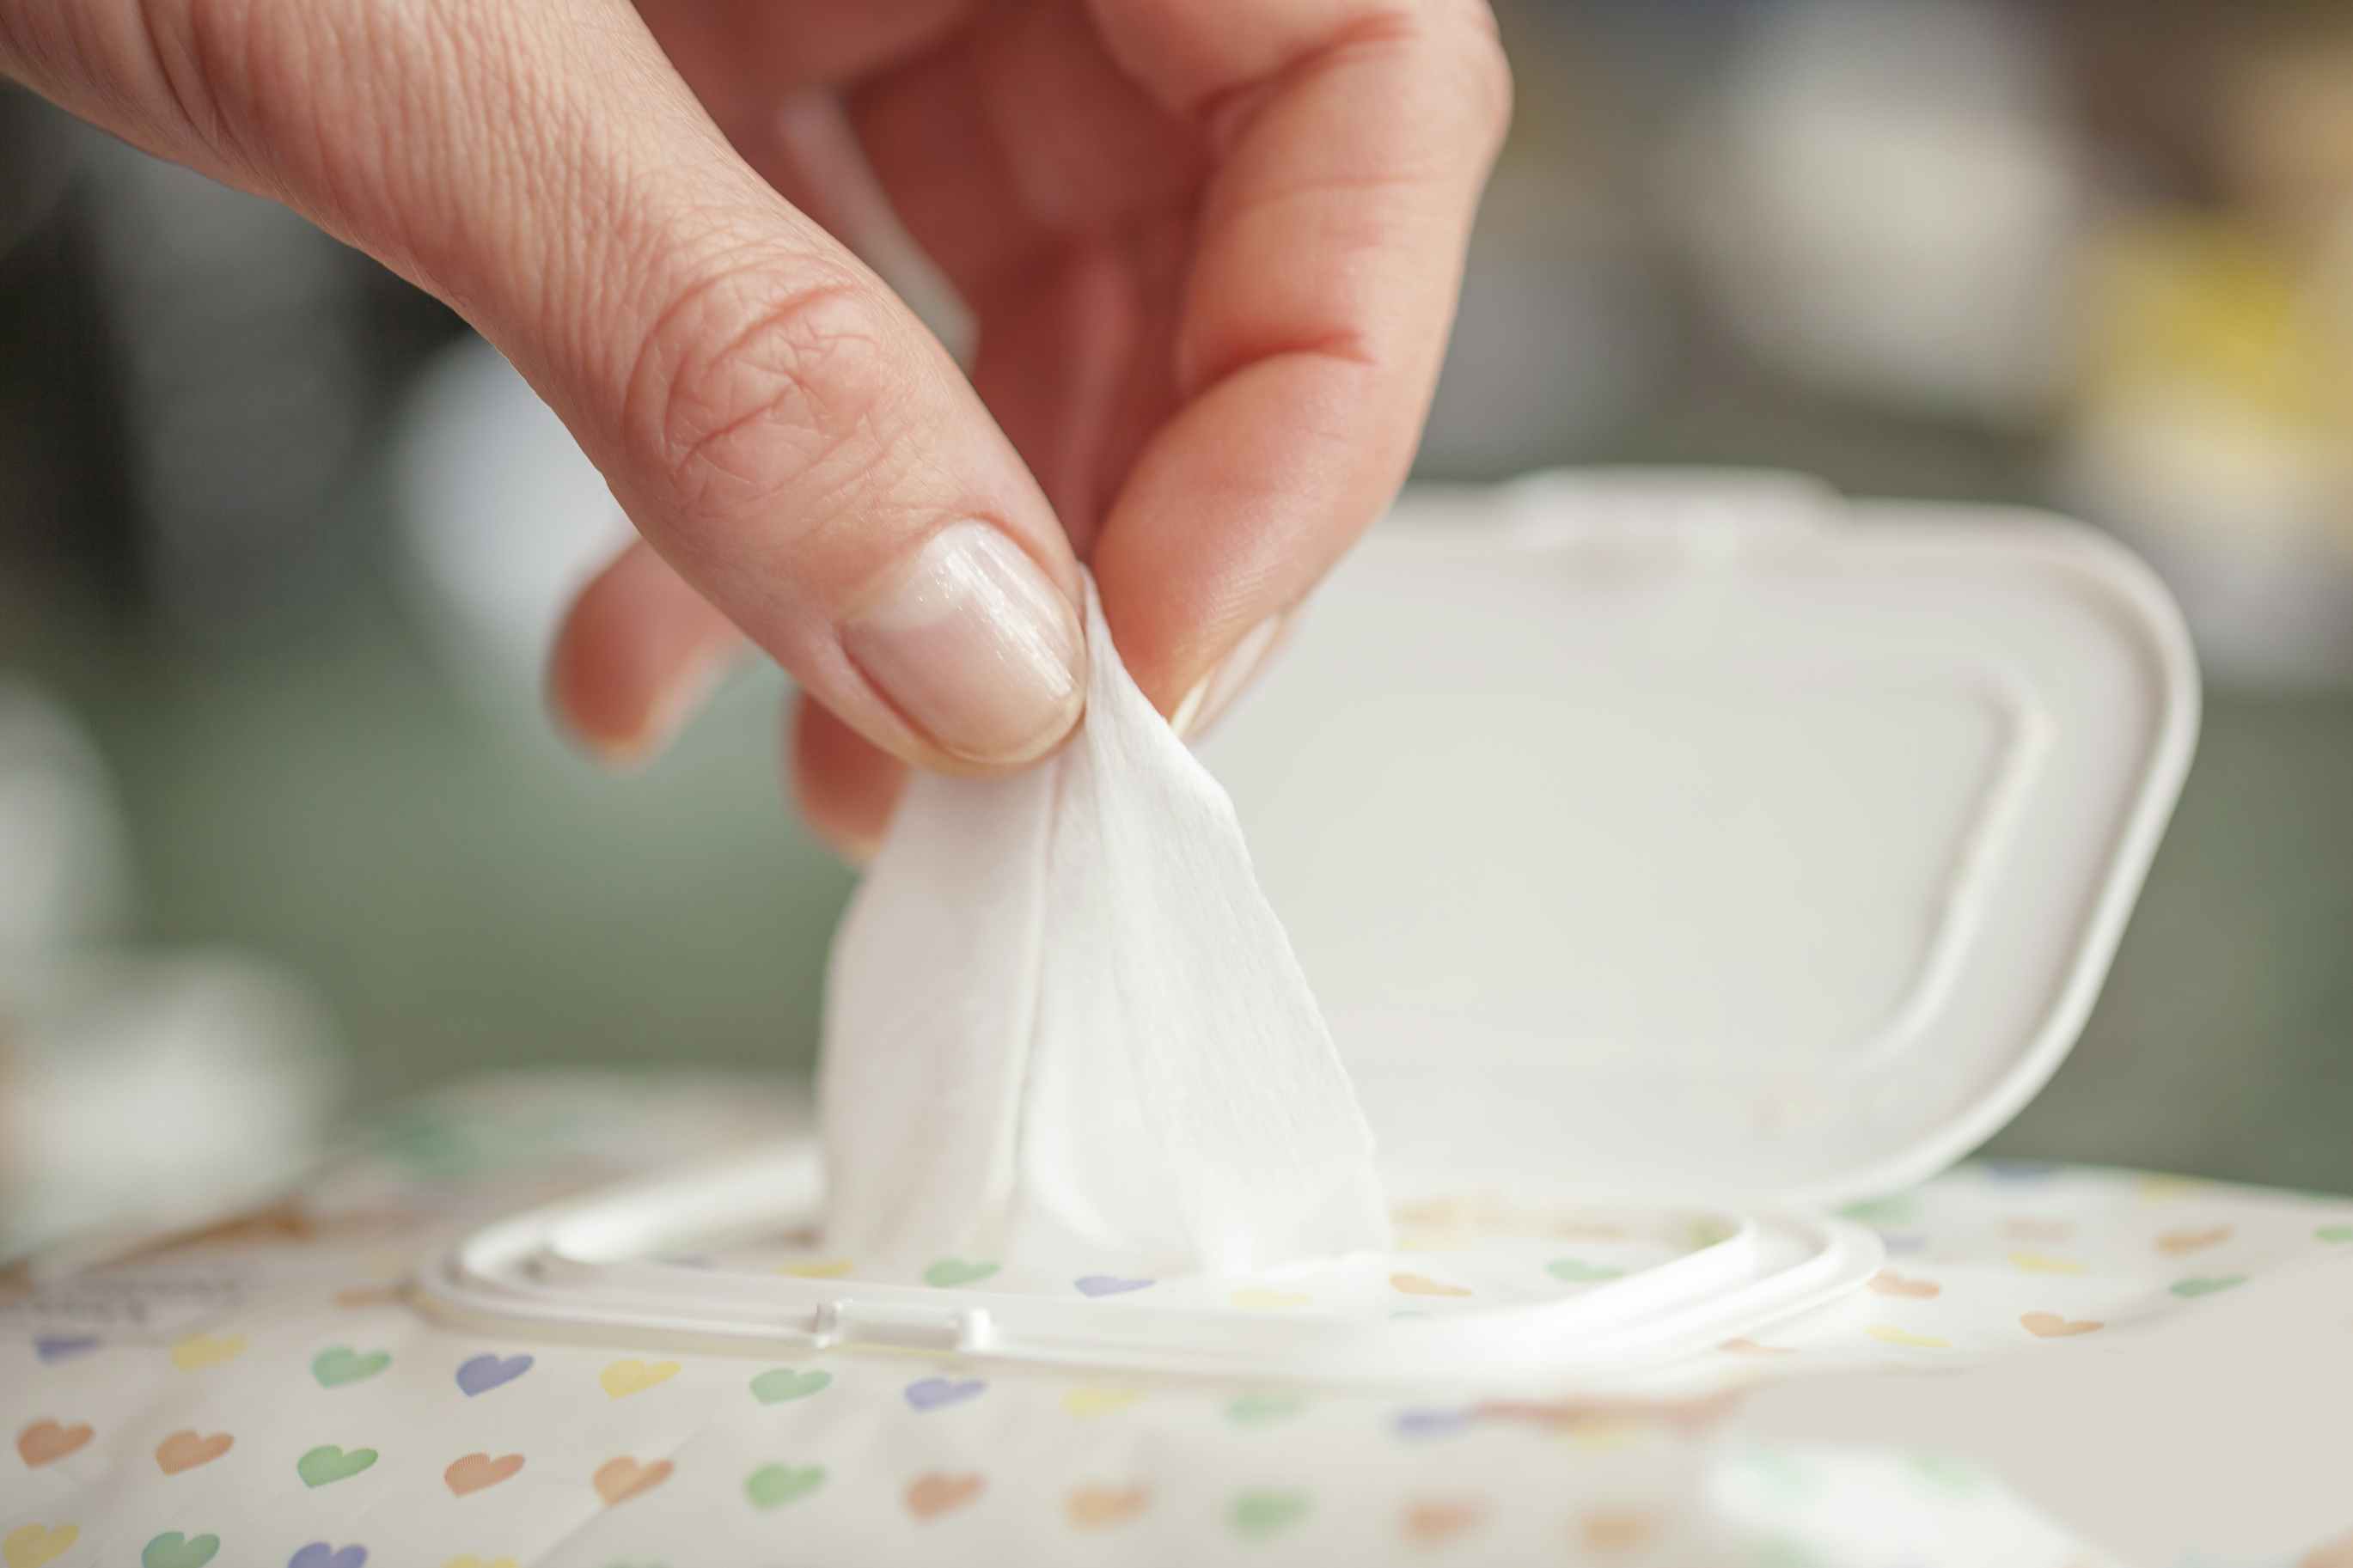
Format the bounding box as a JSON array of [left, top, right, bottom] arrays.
[[1200, 470, 2199, 1209]]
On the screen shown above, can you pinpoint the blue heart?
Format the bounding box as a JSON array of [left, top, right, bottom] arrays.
[[34, 1335, 100, 1363], [904, 1376, 986, 1412], [1073, 1275, 1154, 1297], [288, 1544, 366, 1568], [455, 1352, 534, 1396], [1394, 1406, 1474, 1440]]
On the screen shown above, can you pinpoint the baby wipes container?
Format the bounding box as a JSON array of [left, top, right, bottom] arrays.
[[421, 471, 2198, 1390]]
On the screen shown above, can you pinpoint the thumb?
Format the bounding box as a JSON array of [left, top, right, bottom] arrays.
[[2, 0, 1087, 769]]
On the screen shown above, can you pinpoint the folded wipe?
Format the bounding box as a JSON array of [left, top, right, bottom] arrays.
[[820, 581, 1390, 1274]]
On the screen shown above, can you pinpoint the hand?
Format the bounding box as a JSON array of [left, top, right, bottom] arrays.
[[3, 0, 1508, 856]]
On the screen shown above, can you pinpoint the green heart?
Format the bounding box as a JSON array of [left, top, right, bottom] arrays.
[[1231, 1490, 1310, 1539], [296, 1444, 379, 1487], [744, 1463, 825, 1510], [143, 1534, 221, 1568], [922, 1258, 999, 1288], [750, 1367, 833, 1405], [1225, 1393, 1304, 1427], [1546, 1258, 1624, 1284], [2169, 1275, 2247, 1298], [1839, 1194, 1919, 1227], [312, 1346, 393, 1388], [2317, 1224, 2353, 1243]]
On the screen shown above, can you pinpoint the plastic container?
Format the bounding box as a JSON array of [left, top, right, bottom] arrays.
[[419, 470, 2199, 1391]]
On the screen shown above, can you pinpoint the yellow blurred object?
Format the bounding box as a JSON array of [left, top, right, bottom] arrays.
[[2078, 221, 2351, 443]]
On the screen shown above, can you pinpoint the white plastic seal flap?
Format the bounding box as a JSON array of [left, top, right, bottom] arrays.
[[820, 579, 1390, 1275]]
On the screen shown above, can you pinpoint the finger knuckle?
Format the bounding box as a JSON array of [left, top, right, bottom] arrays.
[[627, 258, 903, 521]]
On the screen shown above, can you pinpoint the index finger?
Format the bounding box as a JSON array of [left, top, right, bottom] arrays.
[[1083, 0, 1511, 714]]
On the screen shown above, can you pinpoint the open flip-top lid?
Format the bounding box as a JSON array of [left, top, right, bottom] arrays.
[[1201, 470, 2199, 1210]]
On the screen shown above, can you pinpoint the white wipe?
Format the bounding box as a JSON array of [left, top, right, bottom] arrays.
[[821, 581, 1390, 1275]]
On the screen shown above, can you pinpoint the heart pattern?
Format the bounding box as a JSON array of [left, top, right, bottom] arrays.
[[1232, 1490, 1311, 1539], [169, 1334, 247, 1372], [2170, 1274, 2246, 1298], [1545, 1259, 1623, 1284], [2158, 1225, 2233, 1256], [312, 1347, 392, 1388], [1066, 1484, 1150, 1528], [905, 1376, 986, 1412], [1061, 1387, 1142, 1419], [288, 1543, 366, 1568], [600, 1360, 680, 1398], [1867, 1269, 1940, 1299], [32, 1336, 97, 1363], [749, 1367, 832, 1404], [1073, 1275, 1153, 1297], [455, 1353, 533, 1396], [142, 1534, 220, 1568], [1226, 1393, 1305, 1426], [1865, 1324, 1949, 1349], [1403, 1499, 1484, 1544], [296, 1446, 377, 1488], [921, 1259, 999, 1288], [745, 1463, 825, 1510], [906, 1472, 985, 1520], [15, 1419, 92, 1467], [775, 1259, 855, 1278], [2020, 1312, 2103, 1339], [443, 1453, 524, 1496], [3, 1526, 76, 1568], [441, 1557, 518, 1568], [156, 1431, 234, 1475], [1395, 1406, 1475, 1440], [1390, 1272, 1473, 1297], [2320, 1224, 2353, 1243], [593, 1455, 672, 1506]]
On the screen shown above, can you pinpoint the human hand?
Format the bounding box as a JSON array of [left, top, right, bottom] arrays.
[[2, 0, 1507, 856]]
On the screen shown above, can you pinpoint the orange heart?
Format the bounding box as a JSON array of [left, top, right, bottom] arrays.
[[1389, 1272, 1473, 1298], [333, 1284, 404, 1309], [1066, 1484, 1150, 1529], [1403, 1499, 1484, 1544], [2020, 1311, 2102, 1339], [906, 1472, 985, 1520], [1867, 1269, 1940, 1299], [15, 1421, 92, 1468], [444, 1452, 525, 1496], [1580, 1511, 1657, 1550], [593, 1456, 672, 1506], [2159, 1225, 2233, 1256], [155, 1430, 234, 1475]]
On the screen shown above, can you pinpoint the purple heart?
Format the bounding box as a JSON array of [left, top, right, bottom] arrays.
[[1881, 1234, 1928, 1255], [288, 1545, 366, 1568], [904, 1376, 986, 1412], [34, 1335, 101, 1363], [1394, 1406, 1474, 1440], [1073, 1275, 1154, 1297], [455, 1352, 534, 1396]]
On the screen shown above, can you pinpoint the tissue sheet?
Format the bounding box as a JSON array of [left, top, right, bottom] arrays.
[[821, 583, 1390, 1274]]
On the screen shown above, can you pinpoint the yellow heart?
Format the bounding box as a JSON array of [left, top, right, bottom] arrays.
[[2007, 1251, 2086, 1276], [1062, 1387, 1143, 1418], [5, 1525, 78, 1568], [1564, 1421, 1641, 1453], [599, 1358, 681, 1398], [1229, 1289, 1312, 1310], [1389, 1272, 1473, 1298], [2136, 1174, 2204, 1201], [170, 1333, 248, 1371], [775, 1259, 855, 1279], [1866, 1324, 1949, 1349], [442, 1559, 519, 1568]]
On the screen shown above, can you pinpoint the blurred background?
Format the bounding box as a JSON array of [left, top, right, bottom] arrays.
[[3, 0, 2350, 1253]]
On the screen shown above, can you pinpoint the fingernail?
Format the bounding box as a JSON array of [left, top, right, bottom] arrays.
[[1172, 609, 1295, 741], [841, 522, 1085, 765]]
